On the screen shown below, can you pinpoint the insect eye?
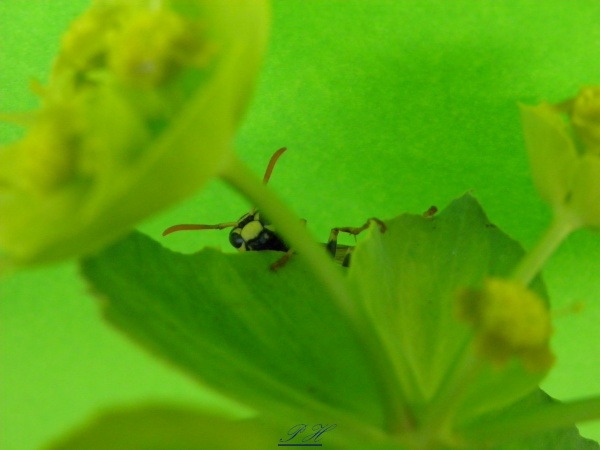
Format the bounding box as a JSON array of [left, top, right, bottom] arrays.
[[229, 231, 245, 249]]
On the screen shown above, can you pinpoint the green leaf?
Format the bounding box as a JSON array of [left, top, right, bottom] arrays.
[[348, 194, 550, 425], [44, 399, 597, 450], [80, 232, 387, 441], [462, 389, 600, 450], [44, 405, 276, 450]]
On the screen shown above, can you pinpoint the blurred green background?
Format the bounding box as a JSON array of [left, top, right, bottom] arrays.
[[1, 1, 599, 449]]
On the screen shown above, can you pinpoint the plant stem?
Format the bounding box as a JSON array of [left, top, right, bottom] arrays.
[[220, 154, 411, 432], [460, 394, 600, 445], [511, 212, 577, 286]]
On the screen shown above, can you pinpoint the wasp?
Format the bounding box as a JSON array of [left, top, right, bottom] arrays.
[[163, 148, 387, 269]]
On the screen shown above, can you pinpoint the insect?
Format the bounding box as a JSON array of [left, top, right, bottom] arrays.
[[163, 147, 386, 269]]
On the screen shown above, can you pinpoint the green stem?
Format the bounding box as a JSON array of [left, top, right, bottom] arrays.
[[460, 394, 600, 445], [511, 212, 577, 286], [220, 154, 411, 433]]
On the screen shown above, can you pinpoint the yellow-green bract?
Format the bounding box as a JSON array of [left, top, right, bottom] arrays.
[[520, 87, 600, 231], [0, 0, 269, 272]]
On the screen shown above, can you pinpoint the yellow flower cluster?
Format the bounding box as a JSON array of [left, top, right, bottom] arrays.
[[108, 9, 212, 88], [57, 4, 212, 89], [8, 3, 213, 196], [16, 105, 82, 192], [458, 278, 554, 373]]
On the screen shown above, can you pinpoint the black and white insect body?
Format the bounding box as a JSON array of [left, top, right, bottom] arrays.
[[229, 210, 288, 252], [163, 147, 291, 259]]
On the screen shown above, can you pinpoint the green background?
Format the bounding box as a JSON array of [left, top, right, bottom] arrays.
[[1, 1, 599, 449]]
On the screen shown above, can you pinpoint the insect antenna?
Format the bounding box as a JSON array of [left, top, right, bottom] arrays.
[[245, 147, 287, 216], [162, 222, 238, 236], [262, 147, 287, 184]]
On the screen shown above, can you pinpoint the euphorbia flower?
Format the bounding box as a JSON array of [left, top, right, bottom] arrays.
[[458, 277, 554, 373], [514, 87, 600, 286], [0, 0, 269, 272], [520, 86, 600, 231]]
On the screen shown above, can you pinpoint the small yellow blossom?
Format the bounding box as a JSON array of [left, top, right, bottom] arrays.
[[458, 278, 554, 372], [17, 105, 82, 192], [108, 9, 212, 88], [57, 6, 115, 76]]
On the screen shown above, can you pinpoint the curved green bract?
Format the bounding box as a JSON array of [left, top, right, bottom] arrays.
[[0, 0, 269, 271]]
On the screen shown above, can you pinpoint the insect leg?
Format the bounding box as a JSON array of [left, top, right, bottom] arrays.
[[269, 218, 306, 271], [422, 205, 438, 218], [327, 218, 387, 267]]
